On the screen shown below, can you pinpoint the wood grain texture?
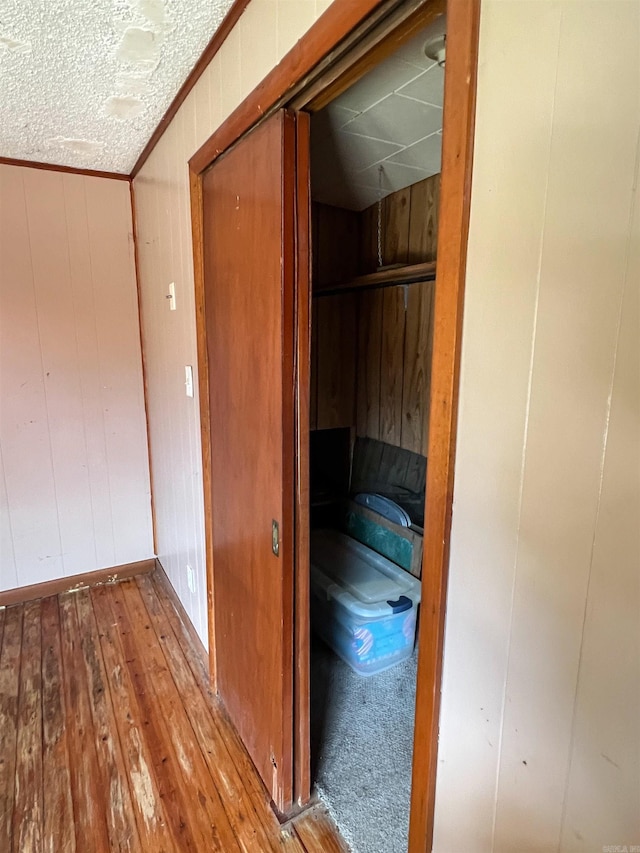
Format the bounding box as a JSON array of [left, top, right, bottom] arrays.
[[0, 559, 156, 607], [0, 605, 22, 851], [189, 165, 218, 685], [408, 174, 441, 263], [383, 186, 411, 266], [310, 297, 319, 431], [115, 580, 240, 852], [58, 592, 112, 852], [75, 591, 142, 851], [1, 574, 348, 852], [13, 600, 43, 852], [408, 0, 481, 849], [315, 277, 433, 455], [89, 585, 177, 853], [401, 281, 435, 453], [316, 293, 358, 430], [202, 110, 295, 811], [360, 174, 441, 274], [294, 111, 312, 808], [146, 570, 294, 851], [0, 156, 129, 181], [356, 287, 384, 440], [314, 261, 436, 295], [312, 203, 361, 288], [380, 285, 407, 447], [292, 805, 351, 853], [41, 596, 76, 853]]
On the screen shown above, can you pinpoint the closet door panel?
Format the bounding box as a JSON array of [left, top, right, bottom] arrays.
[[202, 109, 296, 810]]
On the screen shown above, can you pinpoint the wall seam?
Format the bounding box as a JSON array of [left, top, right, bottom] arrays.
[[555, 121, 640, 851], [82, 181, 117, 566], [61, 175, 100, 570], [22, 169, 66, 579], [489, 8, 564, 848]]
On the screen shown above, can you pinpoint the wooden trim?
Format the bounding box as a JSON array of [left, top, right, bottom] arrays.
[[0, 559, 155, 607], [0, 156, 130, 182], [314, 261, 436, 296], [408, 0, 481, 850], [280, 109, 298, 812], [189, 0, 407, 176], [298, 0, 445, 112], [293, 110, 312, 807], [189, 167, 218, 690], [188, 0, 480, 841], [152, 558, 210, 673], [129, 182, 158, 556], [130, 0, 251, 178]]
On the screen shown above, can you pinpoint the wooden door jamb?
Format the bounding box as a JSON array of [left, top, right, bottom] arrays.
[[188, 0, 480, 843]]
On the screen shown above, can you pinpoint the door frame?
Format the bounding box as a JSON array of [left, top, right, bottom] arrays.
[[189, 0, 480, 847]]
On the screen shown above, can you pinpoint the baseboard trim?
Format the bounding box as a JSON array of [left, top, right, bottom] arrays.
[[0, 558, 156, 607]]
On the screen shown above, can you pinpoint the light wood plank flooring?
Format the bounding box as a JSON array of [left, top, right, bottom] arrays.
[[0, 569, 348, 852]]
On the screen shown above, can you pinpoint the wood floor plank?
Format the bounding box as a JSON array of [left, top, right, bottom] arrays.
[[89, 584, 178, 853], [293, 805, 351, 853], [41, 595, 76, 853], [0, 604, 23, 851], [0, 575, 349, 853], [110, 579, 241, 852], [104, 582, 206, 852], [137, 572, 284, 852], [74, 589, 142, 851], [58, 593, 112, 852], [148, 573, 289, 829], [13, 599, 43, 853], [147, 570, 308, 853]]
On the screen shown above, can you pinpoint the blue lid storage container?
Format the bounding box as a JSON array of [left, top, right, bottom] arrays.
[[310, 529, 421, 676]]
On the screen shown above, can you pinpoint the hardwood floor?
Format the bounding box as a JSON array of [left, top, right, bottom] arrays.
[[0, 569, 349, 852]]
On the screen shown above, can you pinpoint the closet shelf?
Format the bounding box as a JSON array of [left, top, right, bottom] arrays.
[[314, 260, 436, 296]]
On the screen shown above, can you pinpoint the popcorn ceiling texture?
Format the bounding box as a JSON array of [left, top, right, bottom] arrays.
[[0, 0, 235, 173]]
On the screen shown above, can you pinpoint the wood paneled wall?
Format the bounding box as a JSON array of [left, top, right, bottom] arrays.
[[311, 282, 434, 456], [434, 2, 640, 849], [0, 164, 154, 590], [311, 174, 439, 456], [360, 173, 440, 272], [133, 0, 333, 646], [312, 203, 360, 288]]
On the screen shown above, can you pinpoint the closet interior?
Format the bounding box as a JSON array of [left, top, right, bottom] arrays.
[[307, 17, 444, 852]]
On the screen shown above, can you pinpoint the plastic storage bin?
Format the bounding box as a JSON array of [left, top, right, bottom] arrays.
[[310, 529, 421, 676]]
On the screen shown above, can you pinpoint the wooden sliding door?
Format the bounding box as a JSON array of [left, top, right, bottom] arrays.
[[201, 109, 302, 811]]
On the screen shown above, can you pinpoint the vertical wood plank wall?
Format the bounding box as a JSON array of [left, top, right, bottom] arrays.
[[129, 0, 639, 844], [311, 174, 439, 456], [0, 165, 154, 590], [433, 1, 640, 850], [133, 0, 333, 646]]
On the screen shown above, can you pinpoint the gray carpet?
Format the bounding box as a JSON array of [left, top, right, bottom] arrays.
[[311, 638, 417, 853]]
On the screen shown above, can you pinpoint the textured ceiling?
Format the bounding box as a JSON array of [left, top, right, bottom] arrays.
[[0, 0, 234, 173], [311, 15, 446, 211]]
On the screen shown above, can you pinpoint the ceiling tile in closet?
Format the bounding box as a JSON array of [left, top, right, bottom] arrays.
[[385, 131, 442, 173], [332, 59, 426, 114], [311, 131, 402, 181], [397, 65, 445, 107], [342, 94, 442, 148], [356, 160, 429, 194]]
